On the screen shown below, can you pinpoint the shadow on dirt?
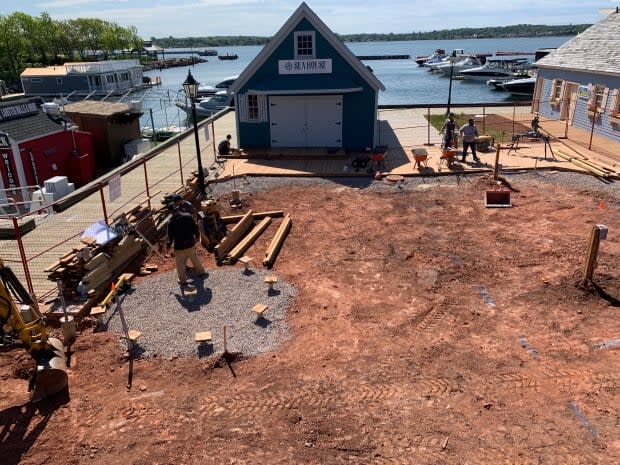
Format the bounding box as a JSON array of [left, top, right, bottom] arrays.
[[0, 389, 70, 465]]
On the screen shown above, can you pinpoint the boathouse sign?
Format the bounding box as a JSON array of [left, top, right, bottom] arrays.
[[0, 101, 39, 122], [278, 59, 332, 75]]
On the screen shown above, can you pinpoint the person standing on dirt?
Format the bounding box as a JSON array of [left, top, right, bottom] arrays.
[[166, 203, 207, 286], [459, 118, 480, 163], [441, 114, 457, 149]]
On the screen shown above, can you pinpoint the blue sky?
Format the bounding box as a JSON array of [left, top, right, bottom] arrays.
[[1, 1, 614, 39]]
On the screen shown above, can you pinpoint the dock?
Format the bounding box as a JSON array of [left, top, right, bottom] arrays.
[[356, 54, 410, 60]]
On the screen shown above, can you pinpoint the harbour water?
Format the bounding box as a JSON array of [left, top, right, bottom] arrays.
[[138, 36, 571, 130]]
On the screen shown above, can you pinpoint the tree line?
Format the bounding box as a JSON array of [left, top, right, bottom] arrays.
[[152, 24, 591, 48], [0, 12, 141, 88], [0, 12, 590, 91]]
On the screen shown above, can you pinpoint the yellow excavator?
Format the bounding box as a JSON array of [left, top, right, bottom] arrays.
[[0, 259, 68, 402]]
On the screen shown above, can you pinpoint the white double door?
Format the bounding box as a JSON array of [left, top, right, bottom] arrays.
[[269, 95, 342, 148]]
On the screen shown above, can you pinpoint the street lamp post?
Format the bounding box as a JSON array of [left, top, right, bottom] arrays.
[[446, 51, 457, 115], [182, 70, 206, 198]]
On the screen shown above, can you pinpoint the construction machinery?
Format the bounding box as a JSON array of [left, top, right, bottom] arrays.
[[0, 259, 68, 402]]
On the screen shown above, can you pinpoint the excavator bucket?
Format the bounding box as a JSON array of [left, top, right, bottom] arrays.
[[30, 337, 68, 402]]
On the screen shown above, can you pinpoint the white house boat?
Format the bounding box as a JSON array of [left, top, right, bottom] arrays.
[[460, 57, 531, 82], [20, 59, 146, 98], [175, 91, 234, 118], [435, 55, 486, 76]]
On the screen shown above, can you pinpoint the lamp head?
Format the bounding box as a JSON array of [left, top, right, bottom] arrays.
[[182, 70, 200, 99]]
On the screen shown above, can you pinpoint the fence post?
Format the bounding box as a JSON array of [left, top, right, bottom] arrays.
[[424, 106, 434, 146], [13, 215, 36, 298], [99, 182, 108, 225], [177, 139, 184, 185], [211, 120, 216, 157], [512, 104, 516, 136], [589, 106, 596, 150], [143, 159, 151, 210]]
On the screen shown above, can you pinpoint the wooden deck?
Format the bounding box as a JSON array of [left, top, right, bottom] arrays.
[[211, 109, 620, 180]]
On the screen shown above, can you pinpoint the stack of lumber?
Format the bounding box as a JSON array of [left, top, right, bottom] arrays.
[[45, 206, 166, 304]]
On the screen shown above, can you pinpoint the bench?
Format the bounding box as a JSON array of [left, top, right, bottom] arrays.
[[194, 331, 213, 344], [252, 303, 268, 317]]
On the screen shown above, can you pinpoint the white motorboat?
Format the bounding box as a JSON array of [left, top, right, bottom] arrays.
[[498, 76, 536, 96], [424, 48, 465, 70], [415, 48, 446, 66], [435, 55, 486, 76], [195, 75, 238, 98], [175, 91, 234, 117], [460, 58, 531, 82]]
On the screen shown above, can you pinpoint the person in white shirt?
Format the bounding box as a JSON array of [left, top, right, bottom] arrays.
[[459, 118, 480, 163]]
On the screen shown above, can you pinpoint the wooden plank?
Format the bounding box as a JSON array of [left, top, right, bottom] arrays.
[[195, 331, 212, 343], [214, 210, 254, 262], [252, 303, 268, 316], [221, 210, 285, 224], [228, 216, 272, 261]]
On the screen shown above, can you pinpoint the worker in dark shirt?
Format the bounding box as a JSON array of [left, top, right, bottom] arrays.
[[166, 203, 206, 285], [218, 134, 233, 156], [170, 194, 197, 220]]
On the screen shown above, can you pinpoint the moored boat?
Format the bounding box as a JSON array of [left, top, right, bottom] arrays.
[[218, 53, 238, 60], [415, 48, 446, 66], [460, 57, 531, 82], [498, 76, 536, 96]]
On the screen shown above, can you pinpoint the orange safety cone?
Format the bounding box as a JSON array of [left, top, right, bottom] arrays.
[[598, 200, 606, 209]]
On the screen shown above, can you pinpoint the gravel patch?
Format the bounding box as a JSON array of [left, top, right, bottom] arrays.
[[105, 268, 297, 359]]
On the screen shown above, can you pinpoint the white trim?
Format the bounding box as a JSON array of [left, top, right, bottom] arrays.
[[248, 87, 362, 95]]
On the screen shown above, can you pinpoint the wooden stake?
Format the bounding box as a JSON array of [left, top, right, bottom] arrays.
[[223, 325, 228, 353], [583, 225, 603, 281], [493, 144, 501, 180]]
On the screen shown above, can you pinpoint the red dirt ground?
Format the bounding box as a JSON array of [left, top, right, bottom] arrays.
[[1, 175, 619, 465]]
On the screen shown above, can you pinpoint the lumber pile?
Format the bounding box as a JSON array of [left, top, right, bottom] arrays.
[[44, 204, 168, 312]]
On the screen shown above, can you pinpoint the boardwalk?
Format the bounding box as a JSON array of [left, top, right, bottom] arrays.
[[1, 107, 618, 299]]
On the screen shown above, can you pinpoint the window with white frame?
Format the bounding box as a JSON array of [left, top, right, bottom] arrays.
[[550, 79, 564, 102], [294, 31, 315, 59], [248, 94, 259, 120], [237, 93, 267, 122], [588, 84, 608, 113]]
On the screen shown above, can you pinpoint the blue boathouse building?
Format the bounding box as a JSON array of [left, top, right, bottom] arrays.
[[229, 2, 385, 152]]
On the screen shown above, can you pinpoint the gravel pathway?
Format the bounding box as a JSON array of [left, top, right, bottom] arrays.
[[105, 267, 296, 359]]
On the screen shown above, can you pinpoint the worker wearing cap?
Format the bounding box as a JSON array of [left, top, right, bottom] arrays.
[[171, 194, 197, 220], [166, 203, 206, 285], [459, 118, 480, 163]]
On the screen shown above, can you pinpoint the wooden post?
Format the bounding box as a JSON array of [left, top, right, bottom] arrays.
[[223, 325, 228, 353], [493, 144, 501, 180], [583, 225, 607, 282]]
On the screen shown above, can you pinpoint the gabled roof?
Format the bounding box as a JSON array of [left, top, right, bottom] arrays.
[[0, 98, 68, 143], [229, 2, 384, 93], [535, 11, 620, 76]]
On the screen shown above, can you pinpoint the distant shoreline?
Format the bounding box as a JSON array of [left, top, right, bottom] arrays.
[[151, 24, 589, 48]]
